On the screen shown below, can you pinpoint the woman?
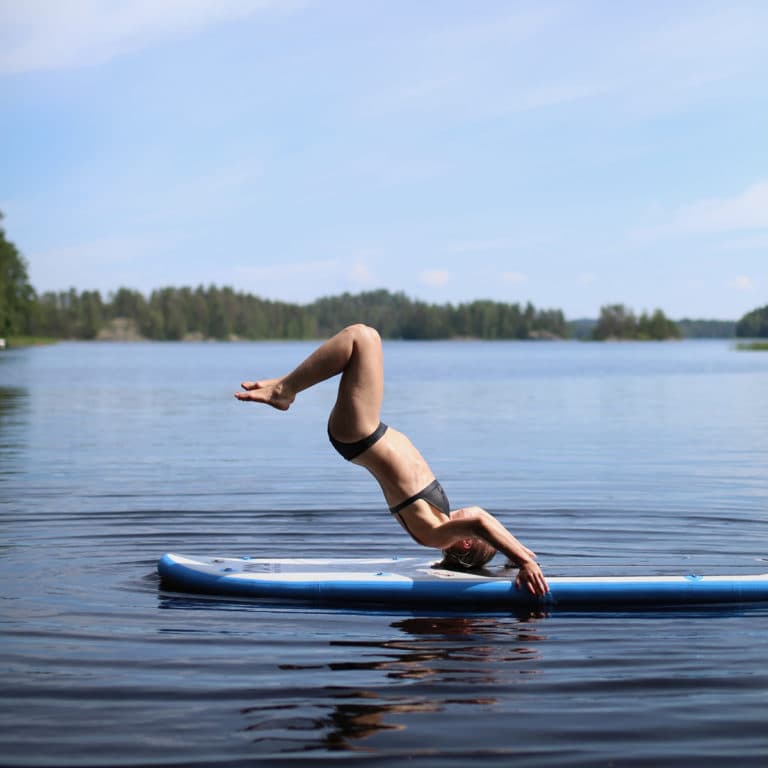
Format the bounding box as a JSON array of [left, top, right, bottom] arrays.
[[235, 323, 548, 597]]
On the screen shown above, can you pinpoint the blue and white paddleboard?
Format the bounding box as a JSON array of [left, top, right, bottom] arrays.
[[158, 553, 768, 610]]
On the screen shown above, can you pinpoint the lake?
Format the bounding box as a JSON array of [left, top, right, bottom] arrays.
[[1, 338, 767, 767]]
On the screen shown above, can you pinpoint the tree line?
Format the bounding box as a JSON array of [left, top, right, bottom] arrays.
[[0, 211, 761, 341], [735, 305, 768, 338], [0, 213, 35, 338], [26, 285, 569, 341], [591, 304, 681, 340], [5, 284, 688, 342]]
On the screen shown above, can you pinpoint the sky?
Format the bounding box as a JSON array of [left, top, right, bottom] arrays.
[[1, 1, 767, 320]]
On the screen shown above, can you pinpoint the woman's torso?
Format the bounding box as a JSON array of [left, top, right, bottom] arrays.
[[353, 427, 439, 508]]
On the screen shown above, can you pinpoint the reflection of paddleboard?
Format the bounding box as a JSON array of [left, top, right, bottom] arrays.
[[157, 553, 768, 610]]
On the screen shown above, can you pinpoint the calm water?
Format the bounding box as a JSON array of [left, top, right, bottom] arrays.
[[1, 339, 767, 767]]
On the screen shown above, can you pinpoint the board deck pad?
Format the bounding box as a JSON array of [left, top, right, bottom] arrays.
[[158, 554, 768, 610]]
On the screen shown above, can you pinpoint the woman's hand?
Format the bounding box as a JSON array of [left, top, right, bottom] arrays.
[[514, 560, 549, 597]]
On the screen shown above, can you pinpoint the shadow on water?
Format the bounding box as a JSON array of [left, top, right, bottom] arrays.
[[157, 587, 768, 621], [0, 386, 27, 467], [156, 589, 547, 622], [155, 588, 550, 754], [243, 615, 547, 754]]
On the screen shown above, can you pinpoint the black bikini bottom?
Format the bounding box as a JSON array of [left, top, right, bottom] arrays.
[[328, 421, 388, 461]]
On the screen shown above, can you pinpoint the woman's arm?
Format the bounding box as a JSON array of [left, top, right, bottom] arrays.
[[403, 505, 549, 597]]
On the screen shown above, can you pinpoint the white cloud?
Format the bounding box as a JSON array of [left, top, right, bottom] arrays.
[[0, 0, 299, 73], [369, 6, 613, 120], [372, 3, 768, 125], [420, 269, 450, 287], [730, 275, 755, 292], [577, 273, 597, 285], [502, 271, 527, 285], [350, 260, 376, 287], [672, 180, 768, 234]]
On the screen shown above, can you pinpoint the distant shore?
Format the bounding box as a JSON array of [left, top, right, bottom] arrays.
[[736, 341, 768, 351], [5, 334, 752, 347], [1, 336, 59, 348]]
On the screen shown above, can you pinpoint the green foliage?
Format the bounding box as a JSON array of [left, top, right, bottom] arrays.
[[736, 341, 768, 351], [735, 305, 768, 338], [299, 292, 565, 340], [21, 285, 569, 341], [593, 304, 680, 340], [0, 212, 36, 336], [676, 318, 736, 338], [637, 308, 681, 340], [593, 304, 636, 339], [32, 288, 105, 339], [4, 335, 58, 347]]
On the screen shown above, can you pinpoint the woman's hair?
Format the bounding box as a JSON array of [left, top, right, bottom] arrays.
[[441, 537, 496, 570]]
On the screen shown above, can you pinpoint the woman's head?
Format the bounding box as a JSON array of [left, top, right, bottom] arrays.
[[441, 536, 496, 570]]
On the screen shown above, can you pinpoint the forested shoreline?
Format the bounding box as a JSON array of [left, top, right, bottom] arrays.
[[14, 284, 743, 343], [3, 211, 763, 343], [28, 286, 571, 341]]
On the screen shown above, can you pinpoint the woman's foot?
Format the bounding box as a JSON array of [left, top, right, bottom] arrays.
[[235, 378, 295, 410]]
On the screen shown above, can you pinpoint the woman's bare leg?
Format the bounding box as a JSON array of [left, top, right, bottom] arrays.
[[235, 324, 384, 440]]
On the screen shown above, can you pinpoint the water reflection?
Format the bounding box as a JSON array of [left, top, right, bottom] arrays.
[[0, 387, 27, 477], [328, 615, 544, 682], [241, 615, 545, 752]]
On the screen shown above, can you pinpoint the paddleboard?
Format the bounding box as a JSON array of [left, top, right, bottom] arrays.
[[157, 553, 768, 610]]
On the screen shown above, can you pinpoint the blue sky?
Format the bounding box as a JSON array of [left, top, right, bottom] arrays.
[[1, 1, 766, 319]]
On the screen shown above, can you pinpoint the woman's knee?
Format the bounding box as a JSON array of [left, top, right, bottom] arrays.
[[346, 323, 381, 350]]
